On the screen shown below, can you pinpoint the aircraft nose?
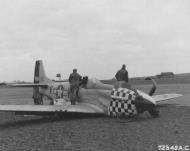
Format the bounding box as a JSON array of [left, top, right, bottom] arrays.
[[135, 97, 159, 117], [135, 96, 156, 113]]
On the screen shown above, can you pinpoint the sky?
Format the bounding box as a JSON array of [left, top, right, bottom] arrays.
[[0, 0, 190, 82]]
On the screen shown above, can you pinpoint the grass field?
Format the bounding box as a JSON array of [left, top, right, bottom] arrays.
[[0, 83, 190, 151]]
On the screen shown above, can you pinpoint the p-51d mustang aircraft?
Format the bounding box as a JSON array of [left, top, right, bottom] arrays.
[[0, 60, 182, 118]]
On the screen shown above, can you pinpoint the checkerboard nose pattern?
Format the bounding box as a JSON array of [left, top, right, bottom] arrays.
[[108, 88, 138, 117]]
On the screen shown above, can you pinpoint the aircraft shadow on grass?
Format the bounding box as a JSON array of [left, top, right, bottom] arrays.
[[0, 113, 105, 129], [0, 112, 157, 129]]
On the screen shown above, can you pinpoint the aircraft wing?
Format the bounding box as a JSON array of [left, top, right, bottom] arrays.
[[0, 103, 104, 115], [152, 93, 182, 102]]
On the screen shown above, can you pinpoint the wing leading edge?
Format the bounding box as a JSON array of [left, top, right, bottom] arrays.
[[153, 93, 182, 102], [0, 103, 104, 115]]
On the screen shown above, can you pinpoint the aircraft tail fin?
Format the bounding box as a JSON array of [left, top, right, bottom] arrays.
[[34, 60, 51, 84], [33, 60, 52, 104]]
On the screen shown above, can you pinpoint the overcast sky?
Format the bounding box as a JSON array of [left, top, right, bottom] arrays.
[[0, 0, 190, 81]]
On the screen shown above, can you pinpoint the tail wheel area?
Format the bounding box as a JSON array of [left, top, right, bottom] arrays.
[[33, 94, 43, 105]]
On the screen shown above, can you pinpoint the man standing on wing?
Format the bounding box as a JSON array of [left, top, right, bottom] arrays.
[[115, 64, 128, 82], [69, 69, 82, 105], [115, 64, 130, 89]]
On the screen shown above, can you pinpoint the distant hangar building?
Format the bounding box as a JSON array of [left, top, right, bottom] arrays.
[[156, 72, 174, 78]]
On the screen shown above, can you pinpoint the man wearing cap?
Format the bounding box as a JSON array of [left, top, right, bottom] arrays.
[[69, 69, 82, 105], [115, 64, 129, 83]]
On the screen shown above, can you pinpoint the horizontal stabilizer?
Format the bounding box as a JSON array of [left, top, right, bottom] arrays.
[[9, 84, 49, 88], [153, 93, 182, 102]]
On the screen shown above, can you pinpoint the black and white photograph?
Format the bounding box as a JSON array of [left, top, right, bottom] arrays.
[[0, 0, 190, 151]]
